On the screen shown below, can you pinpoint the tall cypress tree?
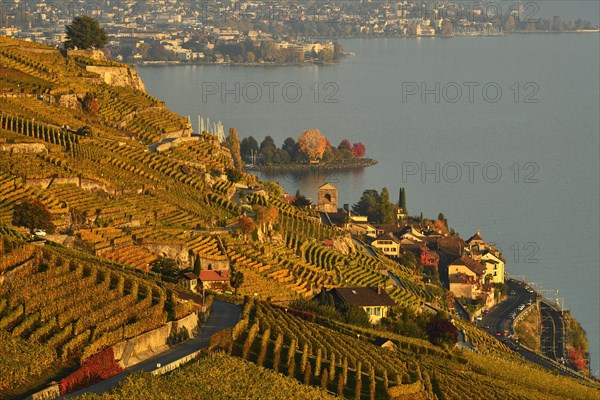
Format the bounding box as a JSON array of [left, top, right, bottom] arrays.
[[193, 256, 201, 276], [399, 187, 407, 214]]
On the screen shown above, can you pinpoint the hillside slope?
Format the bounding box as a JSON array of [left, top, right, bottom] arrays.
[[0, 36, 598, 400]]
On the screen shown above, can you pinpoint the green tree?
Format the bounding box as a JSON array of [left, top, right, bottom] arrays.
[[76, 125, 93, 137], [320, 49, 333, 63], [64, 16, 108, 50], [352, 189, 380, 220], [343, 304, 371, 327], [240, 136, 258, 161], [193, 256, 201, 276], [12, 199, 56, 233], [259, 136, 277, 164], [150, 257, 179, 278], [282, 137, 298, 161], [225, 128, 243, 170], [378, 187, 395, 224], [230, 269, 244, 291], [398, 187, 407, 214]]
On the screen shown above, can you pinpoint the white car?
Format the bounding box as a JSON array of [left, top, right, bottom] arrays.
[[33, 229, 46, 237]]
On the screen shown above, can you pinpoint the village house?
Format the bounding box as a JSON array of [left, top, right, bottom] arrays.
[[448, 255, 486, 284], [478, 251, 505, 284], [399, 226, 427, 251], [346, 214, 378, 238], [371, 232, 401, 257], [198, 270, 230, 292], [178, 271, 199, 292], [447, 256, 496, 308], [327, 286, 396, 324], [466, 230, 505, 284]]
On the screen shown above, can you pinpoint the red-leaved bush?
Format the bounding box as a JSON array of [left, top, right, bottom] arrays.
[[59, 347, 124, 395], [569, 346, 587, 371]]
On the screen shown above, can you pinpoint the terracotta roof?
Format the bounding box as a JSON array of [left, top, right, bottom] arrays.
[[330, 287, 396, 307], [449, 256, 486, 276], [198, 270, 230, 282], [437, 237, 466, 256], [449, 273, 475, 284]]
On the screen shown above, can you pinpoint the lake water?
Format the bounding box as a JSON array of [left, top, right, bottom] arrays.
[[137, 32, 600, 375]]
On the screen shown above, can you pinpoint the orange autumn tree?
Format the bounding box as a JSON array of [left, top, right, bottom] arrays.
[[298, 129, 328, 163]]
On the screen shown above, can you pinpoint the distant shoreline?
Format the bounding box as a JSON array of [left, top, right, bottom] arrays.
[[244, 158, 378, 172], [131, 30, 598, 67]]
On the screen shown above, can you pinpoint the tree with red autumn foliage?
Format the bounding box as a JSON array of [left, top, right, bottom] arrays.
[[351, 142, 366, 158], [338, 139, 352, 151]]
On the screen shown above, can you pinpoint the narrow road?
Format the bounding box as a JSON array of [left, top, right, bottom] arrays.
[[65, 301, 241, 397], [481, 281, 591, 382], [540, 301, 566, 361], [481, 280, 532, 338]]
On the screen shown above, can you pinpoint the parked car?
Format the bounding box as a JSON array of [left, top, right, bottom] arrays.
[[33, 229, 46, 237], [495, 332, 502, 337], [484, 324, 490, 329], [509, 290, 516, 295], [476, 315, 483, 321]]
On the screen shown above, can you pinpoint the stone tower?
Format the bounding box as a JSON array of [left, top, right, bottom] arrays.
[[317, 183, 338, 213]]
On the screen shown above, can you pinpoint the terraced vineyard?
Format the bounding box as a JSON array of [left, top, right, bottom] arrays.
[[0, 172, 67, 225], [232, 299, 431, 399], [232, 300, 600, 400], [0, 238, 171, 397]]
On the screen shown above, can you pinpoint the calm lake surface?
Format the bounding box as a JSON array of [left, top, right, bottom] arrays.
[[137, 32, 600, 375]]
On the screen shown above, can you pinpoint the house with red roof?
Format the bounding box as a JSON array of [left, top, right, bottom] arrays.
[[198, 269, 230, 292]]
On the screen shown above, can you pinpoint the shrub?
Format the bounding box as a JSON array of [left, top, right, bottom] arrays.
[[12, 198, 56, 233], [59, 347, 123, 395], [209, 328, 233, 353]]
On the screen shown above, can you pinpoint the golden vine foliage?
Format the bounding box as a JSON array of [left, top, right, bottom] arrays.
[[76, 352, 337, 400]]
